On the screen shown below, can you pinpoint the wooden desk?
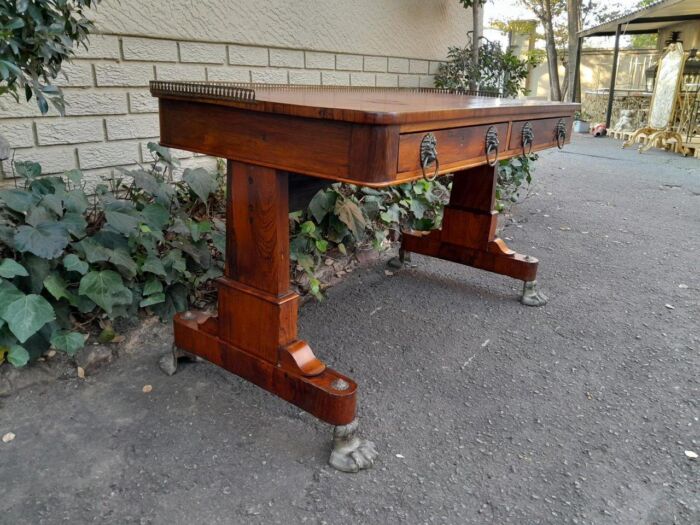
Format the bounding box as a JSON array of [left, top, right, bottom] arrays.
[[150, 82, 578, 472]]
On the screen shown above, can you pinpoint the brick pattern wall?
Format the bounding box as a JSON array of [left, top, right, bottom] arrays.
[[0, 35, 442, 184]]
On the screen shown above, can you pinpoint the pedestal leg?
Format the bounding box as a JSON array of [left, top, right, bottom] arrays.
[[401, 164, 547, 306], [162, 160, 375, 471]]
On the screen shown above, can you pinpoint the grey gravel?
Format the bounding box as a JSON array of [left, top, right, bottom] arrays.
[[0, 135, 698, 524]]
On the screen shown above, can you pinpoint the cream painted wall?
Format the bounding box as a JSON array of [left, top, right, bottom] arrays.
[[92, 0, 473, 61], [528, 49, 658, 100], [0, 1, 474, 181]]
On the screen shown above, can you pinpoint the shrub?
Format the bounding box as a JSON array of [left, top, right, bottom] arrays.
[[0, 143, 224, 367], [0, 0, 100, 114], [434, 36, 541, 98]]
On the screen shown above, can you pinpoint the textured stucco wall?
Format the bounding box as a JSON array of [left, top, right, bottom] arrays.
[[0, 1, 474, 180], [92, 0, 473, 61]]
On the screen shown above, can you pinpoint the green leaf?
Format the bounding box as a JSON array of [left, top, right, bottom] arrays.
[[8, 345, 30, 367], [143, 277, 163, 296], [98, 327, 116, 343], [211, 232, 226, 254], [0, 188, 39, 212], [380, 203, 401, 224], [2, 294, 56, 343], [78, 270, 133, 316], [335, 198, 366, 239], [315, 239, 328, 253], [107, 248, 138, 279], [14, 222, 70, 259], [43, 274, 71, 302], [308, 189, 337, 223], [139, 293, 166, 308], [151, 283, 188, 320], [40, 194, 64, 216], [105, 209, 140, 236], [22, 255, 51, 293], [142, 255, 166, 277], [50, 331, 85, 356], [183, 167, 218, 204], [0, 280, 25, 320], [142, 203, 170, 230], [131, 170, 176, 204], [63, 254, 89, 275], [64, 169, 83, 187], [409, 198, 428, 220], [338, 242, 347, 255], [76, 237, 111, 263], [25, 206, 53, 226], [15, 161, 41, 179], [147, 142, 178, 165], [188, 219, 212, 242], [60, 212, 87, 237], [0, 259, 29, 279], [300, 221, 316, 235], [64, 189, 89, 214]]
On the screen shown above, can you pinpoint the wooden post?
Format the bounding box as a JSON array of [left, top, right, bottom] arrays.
[[606, 24, 622, 128], [573, 36, 583, 103]]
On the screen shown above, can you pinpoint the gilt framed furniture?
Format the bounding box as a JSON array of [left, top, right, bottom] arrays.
[[150, 82, 578, 472], [623, 43, 689, 155]]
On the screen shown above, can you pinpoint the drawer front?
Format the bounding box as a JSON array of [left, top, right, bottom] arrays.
[[397, 122, 509, 175], [507, 117, 572, 153]]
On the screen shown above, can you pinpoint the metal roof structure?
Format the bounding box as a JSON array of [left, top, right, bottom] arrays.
[[573, 0, 700, 127], [579, 0, 700, 38]]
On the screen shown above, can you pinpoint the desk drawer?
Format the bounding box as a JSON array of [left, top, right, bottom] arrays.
[[397, 122, 509, 175], [507, 117, 572, 153]]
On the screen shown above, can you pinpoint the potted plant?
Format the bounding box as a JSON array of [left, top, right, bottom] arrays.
[[573, 111, 591, 133]]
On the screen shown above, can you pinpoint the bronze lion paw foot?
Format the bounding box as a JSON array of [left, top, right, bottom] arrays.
[[328, 419, 378, 473], [520, 280, 548, 307], [159, 344, 199, 376]]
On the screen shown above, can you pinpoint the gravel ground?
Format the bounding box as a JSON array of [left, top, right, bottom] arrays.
[[1, 135, 698, 525]]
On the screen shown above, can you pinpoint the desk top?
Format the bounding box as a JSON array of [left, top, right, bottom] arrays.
[[150, 82, 579, 125]]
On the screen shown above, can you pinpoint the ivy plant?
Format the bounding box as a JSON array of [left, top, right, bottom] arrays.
[[0, 143, 224, 367]]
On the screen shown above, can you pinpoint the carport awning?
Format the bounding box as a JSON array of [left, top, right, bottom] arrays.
[[578, 0, 700, 37]]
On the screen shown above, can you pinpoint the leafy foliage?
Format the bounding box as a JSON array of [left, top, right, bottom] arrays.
[[434, 36, 541, 97], [0, 0, 100, 114], [290, 179, 451, 299], [0, 143, 225, 366], [496, 154, 538, 213]]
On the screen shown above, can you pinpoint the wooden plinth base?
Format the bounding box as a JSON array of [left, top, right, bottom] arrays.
[[401, 164, 539, 283], [402, 230, 538, 282], [173, 310, 357, 426]]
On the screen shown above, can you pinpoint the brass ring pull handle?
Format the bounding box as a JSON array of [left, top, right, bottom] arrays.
[[521, 121, 534, 155], [420, 132, 439, 182], [485, 126, 499, 167], [555, 118, 567, 149]]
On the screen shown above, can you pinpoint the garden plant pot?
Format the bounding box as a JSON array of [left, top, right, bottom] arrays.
[[574, 120, 591, 133], [573, 120, 590, 133]]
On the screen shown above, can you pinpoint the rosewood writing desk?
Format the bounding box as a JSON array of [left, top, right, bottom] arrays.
[[150, 82, 578, 472]]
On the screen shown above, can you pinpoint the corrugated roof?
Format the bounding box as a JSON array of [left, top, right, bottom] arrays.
[[578, 0, 700, 38]]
